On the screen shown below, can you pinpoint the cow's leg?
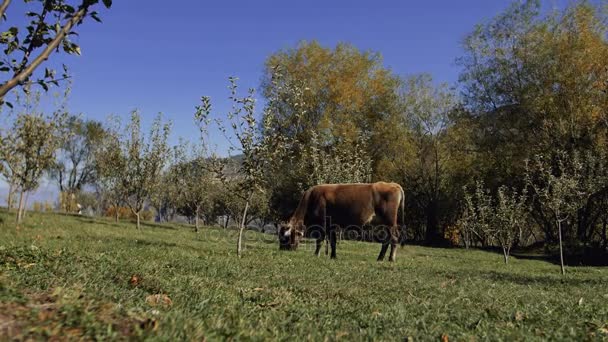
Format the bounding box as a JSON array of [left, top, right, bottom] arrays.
[[388, 225, 399, 262], [315, 237, 323, 256], [329, 226, 337, 259], [377, 243, 389, 261], [314, 227, 325, 257], [377, 225, 390, 261]]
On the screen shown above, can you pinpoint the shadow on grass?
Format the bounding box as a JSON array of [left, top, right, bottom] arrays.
[[453, 244, 608, 267], [72, 215, 179, 231], [478, 270, 608, 286]]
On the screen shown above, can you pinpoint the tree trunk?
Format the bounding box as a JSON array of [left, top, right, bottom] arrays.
[[558, 220, 565, 275], [136, 212, 141, 230], [237, 197, 251, 258], [7, 182, 14, 212], [16, 190, 25, 224], [22, 191, 30, 218], [602, 217, 607, 251], [502, 246, 509, 264], [194, 205, 200, 233], [224, 215, 230, 229], [115, 204, 119, 223], [425, 200, 441, 245]]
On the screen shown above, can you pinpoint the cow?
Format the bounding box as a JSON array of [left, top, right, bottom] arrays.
[[278, 182, 405, 262]]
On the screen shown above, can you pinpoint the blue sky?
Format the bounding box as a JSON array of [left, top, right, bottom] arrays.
[[0, 0, 579, 204]]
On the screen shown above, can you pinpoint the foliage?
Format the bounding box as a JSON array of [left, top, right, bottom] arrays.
[[0, 92, 65, 223], [93, 117, 125, 222], [50, 114, 105, 212], [260, 42, 402, 218], [0, 0, 112, 107], [525, 150, 606, 274], [196, 77, 287, 256], [120, 111, 171, 229]]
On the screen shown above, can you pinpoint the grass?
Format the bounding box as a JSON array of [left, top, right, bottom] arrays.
[[1, 210, 608, 341]]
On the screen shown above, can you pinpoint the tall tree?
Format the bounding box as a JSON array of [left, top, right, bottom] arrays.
[[261, 41, 402, 175], [0, 0, 112, 107], [93, 119, 125, 223], [51, 114, 104, 211]]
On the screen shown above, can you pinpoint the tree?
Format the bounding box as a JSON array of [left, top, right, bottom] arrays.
[[196, 77, 286, 257], [458, 0, 608, 183], [495, 185, 528, 264], [388, 74, 460, 244], [0, 105, 64, 223], [0, 0, 112, 107], [119, 111, 171, 230], [93, 117, 125, 223], [459, 181, 494, 249], [261, 42, 402, 215], [51, 114, 104, 212], [525, 151, 599, 275], [165, 141, 214, 233]]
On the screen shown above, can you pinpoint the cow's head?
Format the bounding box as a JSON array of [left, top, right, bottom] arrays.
[[278, 220, 304, 250]]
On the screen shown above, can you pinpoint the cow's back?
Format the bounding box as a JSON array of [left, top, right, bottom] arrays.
[[306, 183, 375, 226]]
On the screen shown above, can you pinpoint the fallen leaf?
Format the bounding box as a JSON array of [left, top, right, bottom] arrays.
[[515, 311, 525, 321], [578, 297, 584, 306], [441, 334, 449, 342], [129, 275, 140, 287], [145, 294, 172, 307]]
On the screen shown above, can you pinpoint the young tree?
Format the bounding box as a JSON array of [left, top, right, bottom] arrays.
[[165, 141, 214, 233], [0, 109, 64, 223], [495, 185, 528, 264], [120, 111, 171, 230], [526, 151, 594, 275], [459, 181, 494, 248], [0, 0, 112, 107], [196, 77, 286, 257]]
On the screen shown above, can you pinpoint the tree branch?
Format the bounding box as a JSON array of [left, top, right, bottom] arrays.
[[0, 0, 11, 22], [0, 4, 89, 100]]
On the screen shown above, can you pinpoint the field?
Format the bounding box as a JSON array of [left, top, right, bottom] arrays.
[[1, 210, 608, 341]]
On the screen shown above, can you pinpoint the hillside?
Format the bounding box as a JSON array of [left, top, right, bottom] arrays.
[[1, 210, 607, 340]]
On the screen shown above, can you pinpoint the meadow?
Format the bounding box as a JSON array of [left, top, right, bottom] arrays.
[[1, 210, 607, 341]]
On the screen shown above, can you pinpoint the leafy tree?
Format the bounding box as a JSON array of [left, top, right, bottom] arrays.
[[93, 117, 125, 223], [0, 0, 112, 107], [386, 74, 460, 244], [0, 100, 64, 223], [50, 114, 104, 212], [458, 0, 608, 180], [120, 111, 171, 230], [261, 42, 402, 213], [495, 185, 528, 264], [196, 77, 286, 257], [165, 141, 214, 233], [525, 151, 601, 274]]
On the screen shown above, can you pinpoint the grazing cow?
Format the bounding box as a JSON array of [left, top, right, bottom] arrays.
[[278, 182, 405, 262]]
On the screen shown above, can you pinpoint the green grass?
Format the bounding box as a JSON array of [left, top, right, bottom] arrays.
[[1, 210, 608, 341]]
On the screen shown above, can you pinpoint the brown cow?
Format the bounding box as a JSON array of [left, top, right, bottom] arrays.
[[278, 182, 405, 261]]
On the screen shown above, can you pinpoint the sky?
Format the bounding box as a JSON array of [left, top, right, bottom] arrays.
[[0, 0, 579, 205]]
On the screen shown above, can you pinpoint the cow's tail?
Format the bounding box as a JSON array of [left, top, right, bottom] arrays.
[[399, 185, 406, 245]]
